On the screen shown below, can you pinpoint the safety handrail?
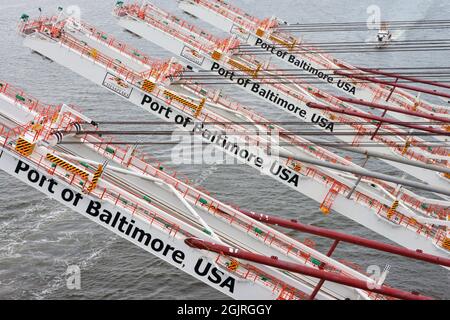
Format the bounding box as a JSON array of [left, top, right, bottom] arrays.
[[19, 16, 449, 252], [122, 4, 449, 160], [1, 122, 374, 299], [116, 3, 224, 49], [190, 0, 449, 116]]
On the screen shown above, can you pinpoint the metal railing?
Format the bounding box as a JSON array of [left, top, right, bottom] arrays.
[[18, 17, 449, 252]]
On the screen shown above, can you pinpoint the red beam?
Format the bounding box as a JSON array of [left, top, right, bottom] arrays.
[[238, 209, 450, 268], [185, 238, 433, 300], [306, 102, 449, 136], [336, 96, 450, 123], [334, 70, 450, 100], [359, 67, 450, 90], [309, 239, 340, 300]]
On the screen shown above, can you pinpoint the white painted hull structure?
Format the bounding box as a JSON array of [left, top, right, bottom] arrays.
[[177, 0, 450, 122], [0, 80, 400, 300], [17, 16, 450, 259], [114, 1, 450, 189]]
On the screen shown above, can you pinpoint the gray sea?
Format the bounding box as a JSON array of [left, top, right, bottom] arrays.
[[0, 0, 449, 300]]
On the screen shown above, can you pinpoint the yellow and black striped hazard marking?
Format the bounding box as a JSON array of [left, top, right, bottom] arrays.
[[442, 238, 450, 251], [164, 90, 200, 113], [46, 154, 89, 180], [87, 164, 104, 193], [141, 79, 155, 93], [269, 34, 292, 49], [15, 137, 35, 157], [387, 200, 399, 219], [228, 59, 261, 78], [228, 59, 255, 76], [227, 259, 239, 271]]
